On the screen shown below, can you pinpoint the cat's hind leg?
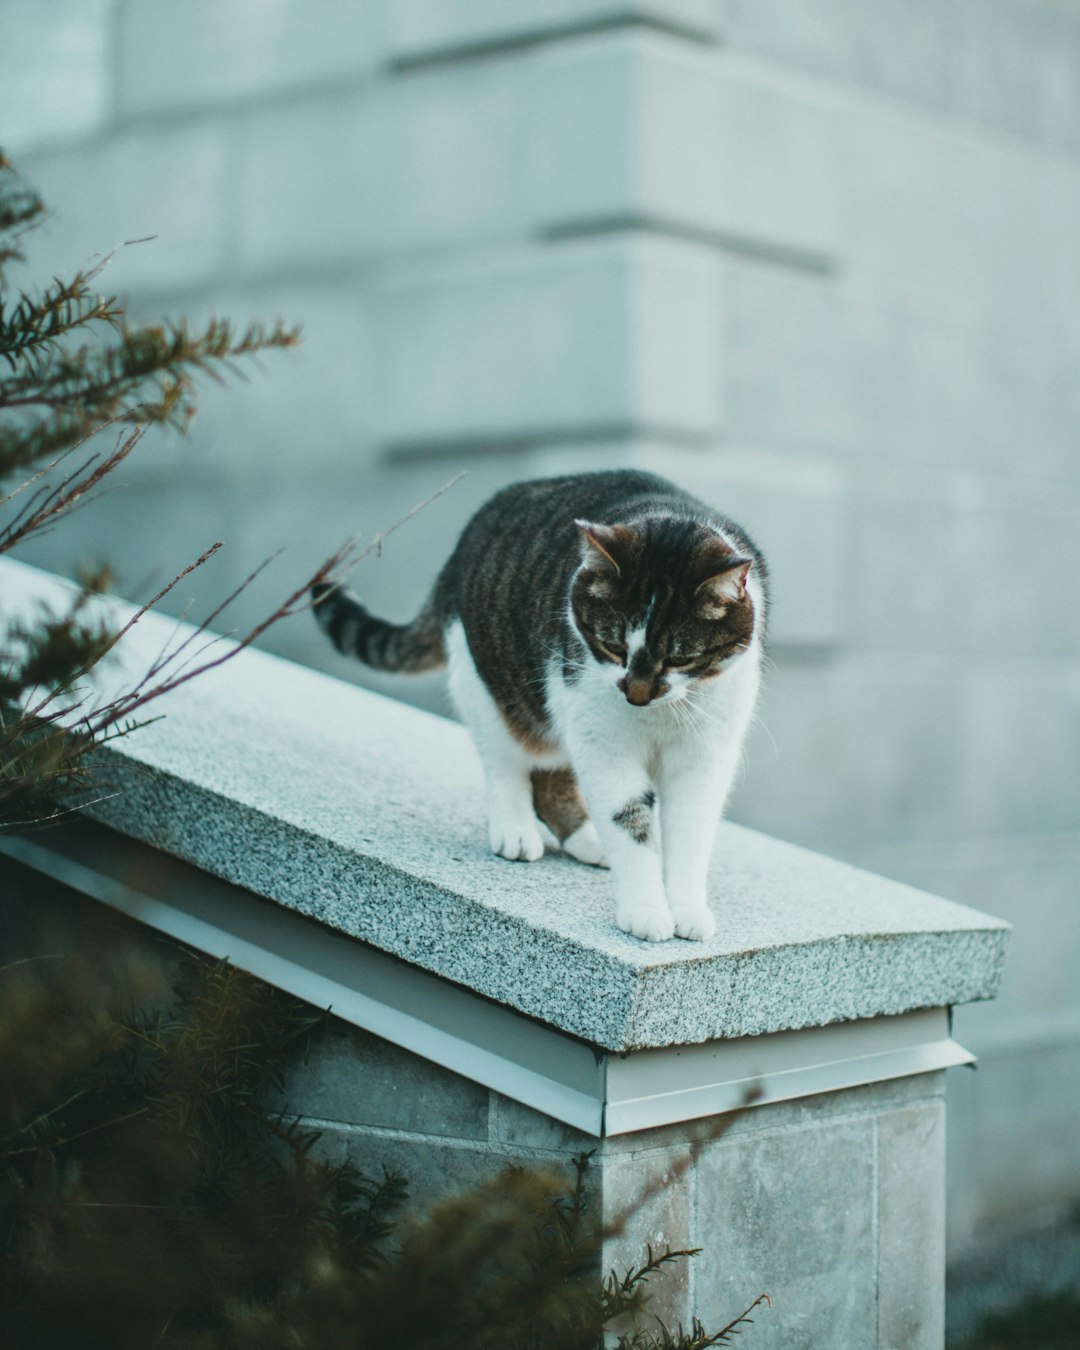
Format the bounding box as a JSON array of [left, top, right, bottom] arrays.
[[447, 622, 547, 862], [531, 769, 608, 868]]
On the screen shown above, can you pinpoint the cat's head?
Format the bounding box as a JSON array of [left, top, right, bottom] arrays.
[[569, 516, 757, 707]]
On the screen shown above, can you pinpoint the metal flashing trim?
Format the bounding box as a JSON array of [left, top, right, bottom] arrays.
[[602, 1007, 970, 1135], [1, 821, 606, 1136], [2, 821, 973, 1139]]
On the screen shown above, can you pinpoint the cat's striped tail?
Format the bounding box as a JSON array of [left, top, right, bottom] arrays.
[[311, 582, 445, 673]]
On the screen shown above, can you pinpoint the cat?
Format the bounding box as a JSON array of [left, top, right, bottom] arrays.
[[313, 470, 767, 943]]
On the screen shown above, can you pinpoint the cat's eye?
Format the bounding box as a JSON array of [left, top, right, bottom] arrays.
[[599, 641, 627, 664], [665, 656, 697, 671]]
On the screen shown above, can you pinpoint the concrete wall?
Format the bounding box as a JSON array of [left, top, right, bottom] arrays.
[[0, 852, 948, 1347], [289, 1016, 947, 1350], [3, 0, 1079, 1253]]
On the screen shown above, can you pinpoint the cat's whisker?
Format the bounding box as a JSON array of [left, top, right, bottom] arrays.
[[758, 650, 779, 677], [749, 709, 780, 760]]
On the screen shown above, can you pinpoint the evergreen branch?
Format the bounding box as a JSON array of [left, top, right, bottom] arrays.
[[0, 953, 66, 974], [3, 1104, 151, 1159], [0, 423, 147, 553], [0, 258, 122, 365], [0, 316, 299, 412], [0, 155, 45, 270], [0, 790, 118, 830], [0, 318, 296, 482], [74, 533, 372, 741], [0, 421, 104, 510], [1, 1087, 89, 1146], [706, 1293, 773, 1345], [605, 1244, 704, 1305], [12, 543, 220, 741]]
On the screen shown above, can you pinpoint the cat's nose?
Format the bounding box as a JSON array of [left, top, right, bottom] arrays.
[[620, 677, 653, 706]]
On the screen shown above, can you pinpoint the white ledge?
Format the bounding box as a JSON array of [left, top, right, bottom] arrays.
[[1, 559, 1009, 1053]]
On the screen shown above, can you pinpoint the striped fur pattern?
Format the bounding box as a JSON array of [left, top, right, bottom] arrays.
[[311, 583, 444, 672], [314, 470, 768, 942]]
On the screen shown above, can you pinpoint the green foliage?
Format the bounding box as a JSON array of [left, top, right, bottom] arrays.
[[0, 932, 401, 1349], [0, 154, 358, 829], [0, 922, 766, 1348], [952, 1291, 1080, 1350], [0, 154, 299, 471]]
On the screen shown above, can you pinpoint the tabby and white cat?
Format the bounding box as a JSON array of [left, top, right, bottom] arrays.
[[313, 471, 767, 942]]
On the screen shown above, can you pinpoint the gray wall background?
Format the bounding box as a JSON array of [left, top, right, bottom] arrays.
[[3, 0, 1079, 1258]]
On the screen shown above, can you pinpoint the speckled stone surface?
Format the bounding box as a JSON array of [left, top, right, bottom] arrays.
[[3, 559, 1010, 1051]]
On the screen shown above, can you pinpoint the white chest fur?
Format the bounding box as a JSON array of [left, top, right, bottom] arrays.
[[446, 605, 763, 943]]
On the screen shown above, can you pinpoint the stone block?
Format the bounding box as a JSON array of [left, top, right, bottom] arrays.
[[719, 0, 954, 114], [962, 672, 1080, 841], [946, 838, 1080, 1030], [945, 1038, 1080, 1241], [285, 1023, 489, 1139], [239, 32, 839, 269], [845, 480, 965, 656], [116, 0, 380, 114], [312, 1126, 563, 1224], [311, 1124, 692, 1328], [953, 0, 1080, 154], [831, 457, 1080, 668], [725, 234, 1080, 480], [878, 1100, 946, 1349], [966, 324, 1080, 482], [693, 1116, 876, 1348], [374, 237, 722, 448], [17, 125, 231, 294], [722, 262, 862, 458], [153, 279, 380, 480], [732, 656, 978, 854], [841, 94, 1080, 335], [843, 305, 973, 470], [236, 89, 385, 271], [536, 35, 840, 264], [383, 0, 720, 64], [944, 1059, 982, 1255], [236, 64, 554, 266], [600, 1147, 694, 1331], [945, 488, 1080, 659], [491, 1093, 596, 1155], [376, 60, 544, 251], [0, 0, 113, 153]]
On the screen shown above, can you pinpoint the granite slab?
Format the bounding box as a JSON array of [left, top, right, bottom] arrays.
[[1, 558, 1009, 1050]]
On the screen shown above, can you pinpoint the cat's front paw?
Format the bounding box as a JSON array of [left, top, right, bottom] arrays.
[[617, 903, 675, 943], [489, 813, 546, 863], [670, 904, 717, 942], [562, 820, 609, 868]]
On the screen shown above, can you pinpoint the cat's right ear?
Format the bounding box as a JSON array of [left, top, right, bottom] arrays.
[[575, 520, 634, 577]]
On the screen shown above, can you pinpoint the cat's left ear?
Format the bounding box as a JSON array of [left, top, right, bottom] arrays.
[[574, 520, 636, 576], [696, 557, 752, 614]]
